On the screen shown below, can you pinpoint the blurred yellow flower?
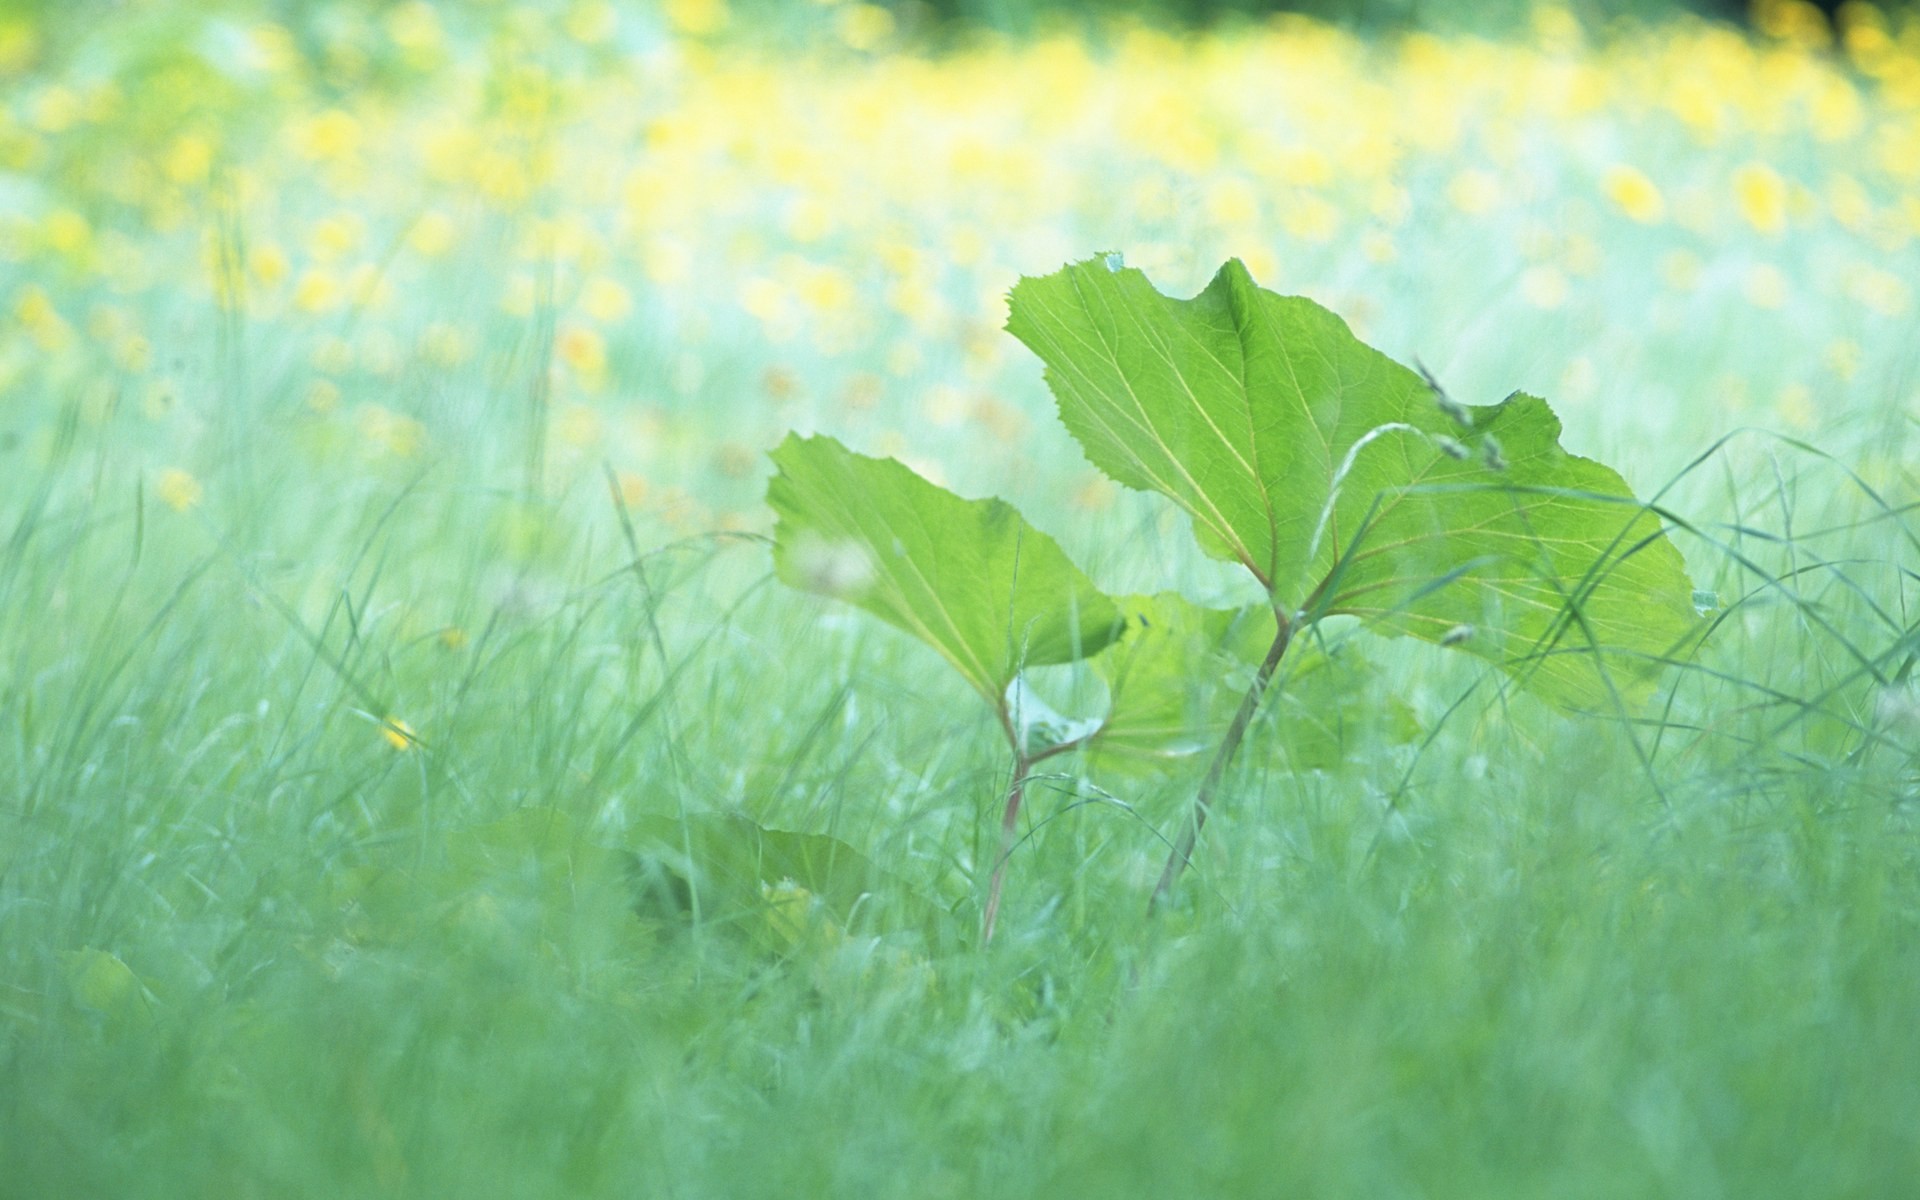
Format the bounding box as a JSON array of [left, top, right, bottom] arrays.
[[306, 379, 342, 413], [42, 209, 91, 259], [1826, 173, 1871, 230], [1744, 263, 1789, 309], [241, 242, 287, 289], [613, 472, 649, 508], [31, 86, 81, 133], [155, 469, 203, 512], [1661, 249, 1702, 291], [14, 285, 72, 351], [358, 406, 426, 457], [1520, 265, 1569, 309], [163, 134, 214, 185], [1774, 383, 1815, 429], [1447, 169, 1501, 216], [557, 327, 608, 378], [380, 717, 416, 751], [0, 19, 39, 76], [1602, 165, 1665, 223], [420, 322, 472, 368], [297, 110, 362, 162], [838, 3, 896, 51], [796, 265, 854, 314], [1205, 176, 1259, 227], [1824, 337, 1863, 381], [1733, 163, 1789, 235], [665, 0, 730, 36], [309, 213, 366, 263], [385, 2, 444, 56], [1850, 267, 1911, 315], [581, 278, 633, 323], [556, 403, 602, 448], [565, 1, 618, 44], [115, 335, 152, 375], [501, 274, 538, 318], [408, 211, 458, 258], [293, 270, 341, 314]]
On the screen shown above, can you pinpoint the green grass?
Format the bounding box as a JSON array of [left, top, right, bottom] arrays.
[[6, 404, 1919, 1194], [7, 8, 1920, 1195]]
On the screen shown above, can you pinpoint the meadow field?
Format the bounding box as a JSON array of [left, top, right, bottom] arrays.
[[4, 0, 1920, 1193]]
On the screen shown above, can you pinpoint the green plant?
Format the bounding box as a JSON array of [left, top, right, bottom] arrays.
[[770, 256, 1700, 932]]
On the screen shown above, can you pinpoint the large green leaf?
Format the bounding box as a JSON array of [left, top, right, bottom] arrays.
[[1007, 257, 1698, 708], [768, 433, 1126, 702]]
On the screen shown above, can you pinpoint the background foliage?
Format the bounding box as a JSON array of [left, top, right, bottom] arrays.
[[5, 0, 1920, 1194]]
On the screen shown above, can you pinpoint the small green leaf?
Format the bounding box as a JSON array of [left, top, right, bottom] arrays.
[[1266, 635, 1422, 771], [1008, 257, 1698, 708], [628, 813, 943, 938], [1091, 595, 1418, 769], [1091, 593, 1272, 762], [768, 433, 1126, 702]]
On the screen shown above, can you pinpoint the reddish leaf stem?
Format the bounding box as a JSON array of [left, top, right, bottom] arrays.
[[981, 752, 1035, 944]]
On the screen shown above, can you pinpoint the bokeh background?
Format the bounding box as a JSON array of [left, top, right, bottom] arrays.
[[8, 2, 1920, 1194], [4, 0, 1917, 557]]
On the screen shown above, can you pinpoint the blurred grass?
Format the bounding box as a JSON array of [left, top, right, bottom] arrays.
[[4, 0, 1920, 1194]]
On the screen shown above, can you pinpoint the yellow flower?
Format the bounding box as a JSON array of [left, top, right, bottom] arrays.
[[408, 210, 457, 258], [384, 2, 443, 56], [297, 109, 361, 162], [796, 265, 853, 314], [665, 0, 730, 36], [357, 406, 426, 458], [1205, 176, 1259, 227], [293, 270, 340, 314], [249, 242, 290, 288], [420, 322, 471, 368], [1824, 337, 1862, 381], [308, 213, 365, 263], [1734, 163, 1789, 235], [1775, 383, 1815, 430], [837, 3, 895, 51], [1851, 267, 1911, 316], [580, 277, 633, 323], [565, 2, 618, 44], [1447, 168, 1501, 216], [557, 327, 607, 378], [1661, 250, 1702, 292], [0, 18, 40, 76], [163, 133, 214, 185], [380, 717, 416, 751], [1602, 165, 1665, 224], [155, 468, 203, 512], [14, 284, 71, 351]]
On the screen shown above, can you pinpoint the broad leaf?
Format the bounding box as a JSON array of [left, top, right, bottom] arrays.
[[768, 433, 1126, 702], [627, 813, 945, 939], [1008, 257, 1698, 708], [1091, 593, 1272, 761], [1092, 594, 1417, 769]]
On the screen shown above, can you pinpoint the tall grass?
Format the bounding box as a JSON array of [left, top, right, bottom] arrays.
[[4, 4, 1920, 1195]]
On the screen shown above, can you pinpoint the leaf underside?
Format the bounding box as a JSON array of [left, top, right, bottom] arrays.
[[1008, 257, 1699, 709], [767, 433, 1126, 703]]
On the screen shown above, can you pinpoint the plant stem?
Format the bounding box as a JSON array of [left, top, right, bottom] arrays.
[[982, 751, 1036, 944], [1149, 609, 1294, 911]]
